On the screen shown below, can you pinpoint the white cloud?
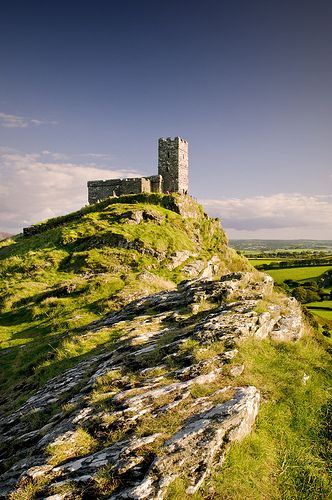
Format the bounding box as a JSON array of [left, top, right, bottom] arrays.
[[30, 119, 58, 126], [0, 149, 141, 233], [1, 148, 330, 239], [76, 153, 114, 160], [41, 151, 114, 161], [201, 193, 332, 239], [0, 113, 29, 128], [0, 112, 58, 128]]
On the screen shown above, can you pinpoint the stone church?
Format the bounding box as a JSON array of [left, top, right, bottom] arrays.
[[87, 137, 188, 204]]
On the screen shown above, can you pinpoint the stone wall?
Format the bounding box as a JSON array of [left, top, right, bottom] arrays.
[[87, 137, 189, 204], [149, 174, 163, 193], [88, 177, 151, 204]]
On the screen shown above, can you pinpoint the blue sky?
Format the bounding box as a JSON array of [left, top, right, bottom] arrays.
[[1, 0, 332, 238]]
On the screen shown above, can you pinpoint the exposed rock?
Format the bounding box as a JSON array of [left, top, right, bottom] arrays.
[[124, 386, 260, 499], [229, 364, 245, 377], [121, 210, 164, 225], [0, 272, 304, 498], [166, 250, 195, 270], [121, 210, 144, 224], [181, 259, 206, 277], [172, 195, 204, 219], [269, 297, 305, 341], [200, 256, 222, 279]]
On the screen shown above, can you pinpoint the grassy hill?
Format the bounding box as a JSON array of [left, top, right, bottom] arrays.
[[0, 194, 331, 499], [0, 193, 247, 414]]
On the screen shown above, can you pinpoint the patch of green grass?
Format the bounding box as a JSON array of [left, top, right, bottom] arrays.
[[267, 266, 332, 283], [166, 477, 191, 499], [134, 398, 190, 441], [253, 291, 287, 317], [254, 299, 270, 314], [249, 258, 284, 266], [307, 300, 332, 309], [8, 476, 51, 500], [91, 466, 121, 496], [193, 340, 225, 362], [46, 427, 97, 466], [20, 403, 59, 432], [190, 382, 233, 401], [308, 309, 332, 320]]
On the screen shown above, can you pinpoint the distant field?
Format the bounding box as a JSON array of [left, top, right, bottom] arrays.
[[308, 309, 332, 320], [306, 300, 332, 321], [249, 259, 282, 266], [230, 239, 332, 252], [307, 300, 332, 308], [266, 265, 332, 283]]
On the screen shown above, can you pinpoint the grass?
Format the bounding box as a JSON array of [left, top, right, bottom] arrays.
[[9, 324, 332, 500], [46, 427, 98, 466], [305, 300, 332, 321], [8, 476, 51, 500], [266, 265, 332, 283], [4, 203, 331, 499], [249, 259, 284, 266], [307, 300, 332, 309], [166, 332, 331, 500], [308, 309, 332, 320]]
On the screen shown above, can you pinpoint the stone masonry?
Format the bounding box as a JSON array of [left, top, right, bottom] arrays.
[[87, 137, 188, 204]]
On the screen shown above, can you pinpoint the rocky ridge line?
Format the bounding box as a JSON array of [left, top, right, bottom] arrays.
[[0, 272, 304, 498]]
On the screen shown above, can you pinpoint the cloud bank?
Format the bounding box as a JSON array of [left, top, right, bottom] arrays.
[[0, 148, 141, 233], [0, 112, 58, 128], [201, 193, 332, 239], [1, 147, 331, 239]]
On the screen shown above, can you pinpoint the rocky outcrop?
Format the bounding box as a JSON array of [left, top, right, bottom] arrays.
[[0, 272, 304, 498], [124, 386, 260, 499]]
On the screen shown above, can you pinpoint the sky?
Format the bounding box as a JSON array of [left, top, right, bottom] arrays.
[[1, 0, 332, 239]]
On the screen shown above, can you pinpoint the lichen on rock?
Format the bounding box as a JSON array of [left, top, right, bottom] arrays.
[[0, 271, 304, 499]]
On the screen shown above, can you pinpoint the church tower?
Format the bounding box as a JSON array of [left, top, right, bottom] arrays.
[[158, 137, 188, 193]]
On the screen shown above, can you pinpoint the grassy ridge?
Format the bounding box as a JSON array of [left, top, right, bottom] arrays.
[[0, 194, 247, 414]]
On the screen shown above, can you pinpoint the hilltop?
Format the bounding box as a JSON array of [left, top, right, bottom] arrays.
[[0, 194, 331, 499]]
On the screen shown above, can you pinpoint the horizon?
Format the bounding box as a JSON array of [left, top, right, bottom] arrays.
[[1, 0, 332, 238]]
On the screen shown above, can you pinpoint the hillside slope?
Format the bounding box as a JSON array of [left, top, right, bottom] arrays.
[[0, 194, 330, 499], [0, 194, 247, 413]]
